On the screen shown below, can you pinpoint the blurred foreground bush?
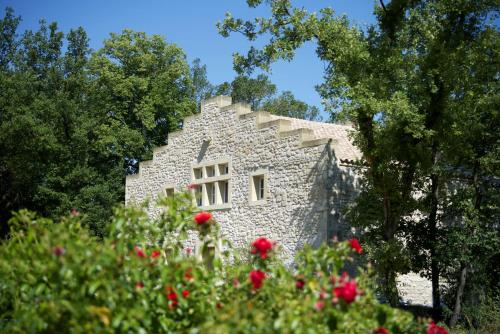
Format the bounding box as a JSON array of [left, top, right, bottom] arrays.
[[0, 192, 441, 333]]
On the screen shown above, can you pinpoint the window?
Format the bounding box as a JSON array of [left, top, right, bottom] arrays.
[[220, 180, 229, 203], [195, 186, 202, 207], [165, 187, 175, 198], [191, 159, 231, 209], [193, 168, 203, 179], [206, 183, 216, 205], [205, 166, 215, 177], [249, 170, 268, 204], [218, 163, 229, 175]]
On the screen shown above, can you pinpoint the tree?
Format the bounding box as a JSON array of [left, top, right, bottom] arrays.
[[0, 9, 199, 237], [191, 58, 215, 108], [89, 29, 196, 173], [263, 91, 321, 121], [217, 0, 499, 317]]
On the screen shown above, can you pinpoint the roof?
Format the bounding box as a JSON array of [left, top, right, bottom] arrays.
[[268, 114, 362, 162]]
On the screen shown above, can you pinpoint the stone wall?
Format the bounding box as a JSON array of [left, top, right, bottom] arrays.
[[126, 96, 358, 264], [126, 95, 432, 305]]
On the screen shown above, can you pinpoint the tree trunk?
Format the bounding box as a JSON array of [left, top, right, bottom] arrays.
[[428, 145, 441, 314], [450, 264, 467, 328]]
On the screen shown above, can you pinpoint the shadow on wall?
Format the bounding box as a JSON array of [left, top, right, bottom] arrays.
[[290, 140, 359, 255]]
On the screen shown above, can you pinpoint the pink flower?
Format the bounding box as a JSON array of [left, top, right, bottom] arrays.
[[249, 270, 266, 289], [134, 246, 146, 258], [375, 328, 389, 334], [295, 279, 305, 290], [251, 237, 273, 259], [427, 321, 448, 334], [52, 246, 65, 256], [151, 250, 161, 259], [314, 300, 325, 311], [187, 183, 198, 190], [194, 211, 212, 225], [182, 290, 190, 298], [349, 238, 363, 254], [333, 279, 359, 304], [185, 247, 193, 255]]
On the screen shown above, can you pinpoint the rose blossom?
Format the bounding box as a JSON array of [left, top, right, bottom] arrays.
[[333, 279, 359, 303], [376, 328, 389, 334], [194, 211, 212, 225], [135, 282, 144, 289], [427, 321, 448, 334], [52, 246, 65, 256], [182, 290, 190, 298], [134, 246, 146, 258], [295, 279, 305, 290], [166, 287, 178, 307], [249, 270, 266, 289], [349, 238, 363, 254], [251, 237, 273, 259], [314, 300, 325, 311], [151, 250, 161, 259]]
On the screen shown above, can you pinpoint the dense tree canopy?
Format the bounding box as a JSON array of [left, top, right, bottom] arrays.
[[0, 9, 197, 236], [218, 0, 499, 325]]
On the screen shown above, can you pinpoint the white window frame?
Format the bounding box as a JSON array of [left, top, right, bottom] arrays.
[[191, 158, 232, 210], [249, 169, 269, 205]]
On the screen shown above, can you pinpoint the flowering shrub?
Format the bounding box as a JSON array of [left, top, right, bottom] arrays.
[[0, 192, 444, 333]]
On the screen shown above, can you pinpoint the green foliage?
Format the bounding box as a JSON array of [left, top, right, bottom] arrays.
[[217, 0, 500, 316], [263, 90, 321, 121], [0, 8, 196, 237], [0, 195, 429, 333]]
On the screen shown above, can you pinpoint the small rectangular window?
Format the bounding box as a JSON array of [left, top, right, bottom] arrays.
[[220, 181, 229, 203], [195, 186, 202, 207], [206, 166, 215, 177], [252, 174, 266, 201], [165, 188, 175, 198], [218, 163, 229, 175], [193, 168, 203, 179], [206, 183, 216, 205]]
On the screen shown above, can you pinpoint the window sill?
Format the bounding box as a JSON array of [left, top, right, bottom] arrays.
[[196, 203, 232, 211]]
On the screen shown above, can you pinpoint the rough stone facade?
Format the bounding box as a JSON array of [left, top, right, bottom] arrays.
[[125, 95, 432, 305]]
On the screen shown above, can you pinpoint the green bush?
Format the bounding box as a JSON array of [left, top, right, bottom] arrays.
[[0, 193, 439, 333]]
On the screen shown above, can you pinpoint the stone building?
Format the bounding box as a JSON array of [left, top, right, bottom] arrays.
[[125, 95, 431, 305]]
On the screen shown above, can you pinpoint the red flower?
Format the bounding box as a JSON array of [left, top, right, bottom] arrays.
[[134, 246, 146, 258], [151, 250, 161, 259], [216, 302, 223, 310], [333, 279, 359, 303], [194, 211, 212, 225], [349, 238, 363, 254], [295, 279, 305, 290], [251, 237, 273, 259], [249, 269, 266, 289], [52, 246, 65, 256], [427, 321, 448, 334], [182, 290, 190, 298], [314, 300, 325, 311], [166, 287, 178, 307], [135, 281, 144, 289], [375, 328, 389, 334], [187, 183, 198, 190], [184, 268, 194, 281]]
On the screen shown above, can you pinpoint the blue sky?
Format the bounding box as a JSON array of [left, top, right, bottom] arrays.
[[1, 1, 377, 113]]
